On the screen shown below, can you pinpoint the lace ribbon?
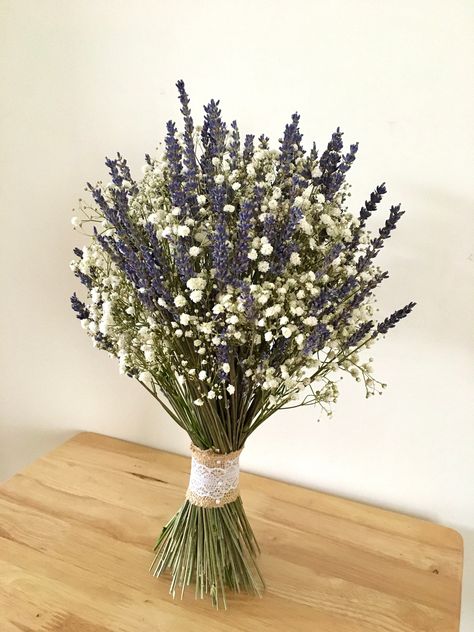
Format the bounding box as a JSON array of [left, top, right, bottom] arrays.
[[186, 444, 242, 507]]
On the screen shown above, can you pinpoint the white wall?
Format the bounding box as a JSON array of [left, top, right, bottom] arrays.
[[1, 0, 473, 627]]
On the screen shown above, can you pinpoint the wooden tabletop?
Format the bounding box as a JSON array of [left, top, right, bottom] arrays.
[[0, 432, 463, 632]]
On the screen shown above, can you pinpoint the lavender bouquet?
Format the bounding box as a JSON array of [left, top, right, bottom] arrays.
[[70, 81, 415, 608]]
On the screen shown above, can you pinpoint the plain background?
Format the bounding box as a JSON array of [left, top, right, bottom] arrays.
[[1, 0, 473, 627]]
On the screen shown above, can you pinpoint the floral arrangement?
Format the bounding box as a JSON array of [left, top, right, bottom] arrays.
[[70, 80, 415, 608]]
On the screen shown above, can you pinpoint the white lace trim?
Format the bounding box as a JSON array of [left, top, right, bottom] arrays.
[[187, 452, 240, 505]]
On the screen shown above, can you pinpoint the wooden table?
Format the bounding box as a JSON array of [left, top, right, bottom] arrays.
[[0, 433, 463, 631]]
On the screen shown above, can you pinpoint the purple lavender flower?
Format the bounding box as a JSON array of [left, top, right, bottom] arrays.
[[316, 128, 355, 200], [105, 155, 123, 186], [328, 142, 358, 199], [272, 204, 303, 274], [314, 243, 344, 281], [229, 120, 240, 170], [212, 211, 230, 284], [70, 293, 89, 320], [216, 339, 230, 381], [357, 204, 405, 272], [202, 99, 228, 158], [75, 270, 93, 289], [233, 199, 254, 277], [279, 113, 304, 183], [243, 134, 254, 163], [175, 240, 194, 284], [303, 323, 330, 356], [359, 183, 387, 228], [345, 321, 374, 348], [176, 80, 199, 214], [331, 270, 389, 329], [262, 212, 277, 245], [375, 302, 416, 335], [258, 133, 270, 149], [348, 183, 387, 252], [165, 120, 186, 211]]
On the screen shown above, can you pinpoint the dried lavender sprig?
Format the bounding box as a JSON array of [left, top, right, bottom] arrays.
[[233, 199, 254, 277], [70, 293, 89, 320], [202, 99, 228, 159], [375, 302, 416, 335], [326, 142, 359, 200], [242, 134, 254, 163], [346, 320, 374, 348], [359, 183, 387, 228], [331, 270, 389, 329], [279, 113, 304, 182], [315, 127, 344, 199], [272, 204, 303, 274], [229, 120, 240, 169], [357, 203, 405, 272], [303, 323, 330, 356], [165, 120, 186, 211], [176, 80, 199, 214]]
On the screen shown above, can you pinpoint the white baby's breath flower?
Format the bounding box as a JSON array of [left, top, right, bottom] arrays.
[[177, 225, 190, 237], [260, 242, 273, 256], [187, 277, 207, 291], [212, 304, 224, 315], [214, 174, 225, 184], [190, 289, 203, 303], [248, 249, 258, 261], [222, 362, 230, 374], [232, 182, 241, 190], [180, 313, 191, 326], [303, 316, 317, 326], [197, 194, 206, 205], [246, 164, 256, 177], [139, 371, 153, 388], [198, 370, 207, 380], [189, 246, 201, 257], [174, 295, 187, 308], [194, 398, 204, 407], [300, 218, 313, 235], [207, 390, 216, 399], [264, 331, 273, 342], [290, 252, 301, 265], [227, 384, 235, 395], [171, 207, 181, 216], [223, 204, 235, 213], [281, 326, 292, 338], [71, 216, 81, 227], [258, 261, 270, 272]]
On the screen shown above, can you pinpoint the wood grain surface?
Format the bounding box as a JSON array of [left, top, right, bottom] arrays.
[[0, 432, 463, 631]]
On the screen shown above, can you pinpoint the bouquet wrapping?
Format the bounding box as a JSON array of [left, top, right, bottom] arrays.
[[71, 81, 415, 607]]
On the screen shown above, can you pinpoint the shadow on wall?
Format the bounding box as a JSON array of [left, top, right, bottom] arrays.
[[0, 424, 77, 482]]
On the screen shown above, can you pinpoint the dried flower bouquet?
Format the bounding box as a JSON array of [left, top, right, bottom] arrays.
[[71, 81, 415, 608]]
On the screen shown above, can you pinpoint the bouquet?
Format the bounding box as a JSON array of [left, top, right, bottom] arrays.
[[70, 80, 415, 608]]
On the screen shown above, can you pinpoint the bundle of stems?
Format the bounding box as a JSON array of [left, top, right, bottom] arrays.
[[143, 364, 267, 608], [150, 498, 263, 608]]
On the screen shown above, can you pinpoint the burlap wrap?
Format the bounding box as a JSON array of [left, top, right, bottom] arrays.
[[185, 444, 242, 508]]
